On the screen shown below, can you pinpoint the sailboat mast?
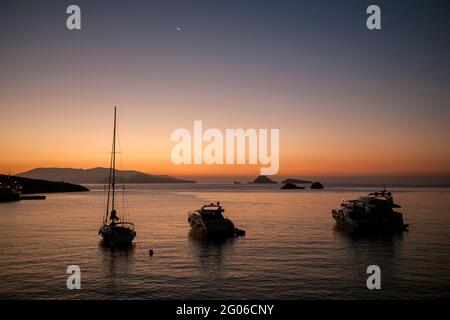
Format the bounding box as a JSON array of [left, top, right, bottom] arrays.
[[112, 107, 117, 211], [104, 107, 116, 223]]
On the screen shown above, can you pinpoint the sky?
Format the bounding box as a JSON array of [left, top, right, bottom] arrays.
[[1, 0, 449, 182]]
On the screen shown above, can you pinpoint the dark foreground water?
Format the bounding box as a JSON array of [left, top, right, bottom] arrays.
[[0, 184, 449, 299]]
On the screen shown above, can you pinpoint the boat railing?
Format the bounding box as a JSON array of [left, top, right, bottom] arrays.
[[112, 221, 135, 229]]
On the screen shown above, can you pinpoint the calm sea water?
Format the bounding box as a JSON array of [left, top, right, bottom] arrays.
[[0, 184, 449, 299]]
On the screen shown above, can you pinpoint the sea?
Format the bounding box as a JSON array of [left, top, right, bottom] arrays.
[[0, 184, 449, 299]]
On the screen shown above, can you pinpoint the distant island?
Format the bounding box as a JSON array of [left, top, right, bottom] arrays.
[[0, 174, 89, 194], [310, 181, 324, 189], [18, 167, 195, 184], [281, 183, 305, 190], [281, 178, 312, 184], [252, 175, 277, 184]]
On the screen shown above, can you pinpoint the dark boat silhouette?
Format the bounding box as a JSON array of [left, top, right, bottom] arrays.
[[0, 178, 22, 202], [188, 202, 245, 238], [98, 107, 136, 246], [332, 189, 408, 232]]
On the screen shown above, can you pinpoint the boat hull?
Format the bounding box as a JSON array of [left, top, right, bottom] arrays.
[[0, 190, 21, 202], [188, 214, 237, 238], [332, 210, 408, 232], [99, 224, 136, 246]]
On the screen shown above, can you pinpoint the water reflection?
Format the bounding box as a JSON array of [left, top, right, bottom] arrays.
[[332, 226, 405, 291], [189, 237, 236, 272], [98, 242, 136, 295], [333, 225, 405, 245], [2, 186, 448, 299]]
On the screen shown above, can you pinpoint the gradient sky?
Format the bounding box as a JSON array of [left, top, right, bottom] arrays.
[[1, 0, 449, 181]]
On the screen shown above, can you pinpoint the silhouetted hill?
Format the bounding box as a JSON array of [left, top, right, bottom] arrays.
[[281, 178, 312, 184], [252, 175, 277, 183], [100, 172, 195, 184], [18, 167, 195, 184], [0, 174, 89, 194]]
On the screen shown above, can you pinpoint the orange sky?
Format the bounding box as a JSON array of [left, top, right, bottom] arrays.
[[1, 103, 449, 178], [1, 88, 449, 177]]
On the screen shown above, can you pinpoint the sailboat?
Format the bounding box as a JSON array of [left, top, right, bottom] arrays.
[[98, 107, 136, 246]]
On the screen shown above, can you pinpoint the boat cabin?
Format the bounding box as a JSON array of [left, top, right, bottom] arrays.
[[197, 202, 225, 220]]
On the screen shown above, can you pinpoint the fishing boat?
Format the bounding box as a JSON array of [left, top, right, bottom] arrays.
[[188, 201, 245, 238], [98, 107, 136, 246]]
